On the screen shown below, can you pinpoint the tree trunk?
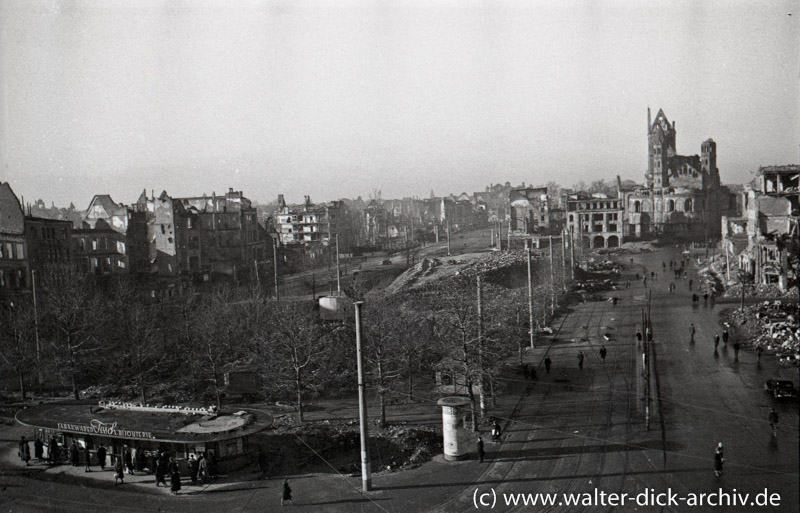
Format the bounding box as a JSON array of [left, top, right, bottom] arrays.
[[18, 367, 26, 402], [295, 367, 303, 423], [407, 360, 414, 401], [69, 345, 79, 401], [212, 363, 222, 411], [377, 358, 386, 427]]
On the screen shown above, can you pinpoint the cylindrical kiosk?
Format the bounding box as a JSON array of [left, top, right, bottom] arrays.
[[437, 397, 472, 461]]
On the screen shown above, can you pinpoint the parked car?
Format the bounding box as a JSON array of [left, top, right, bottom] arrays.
[[764, 379, 798, 399], [382, 259, 392, 265]]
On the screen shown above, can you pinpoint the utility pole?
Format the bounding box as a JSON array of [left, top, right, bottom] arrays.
[[254, 259, 260, 288], [578, 214, 584, 269], [405, 226, 409, 267], [446, 221, 451, 256], [526, 240, 535, 349], [336, 234, 341, 294], [560, 233, 567, 292], [570, 227, 575, 280], [477, 275, 486, 419], [32, 270, 42, 386], [725, 243, 730, 284], [354, 302, 372, 492], [548, 235, 555, 316], [643, 308, 650, 431], [273, 238, 279, 300]]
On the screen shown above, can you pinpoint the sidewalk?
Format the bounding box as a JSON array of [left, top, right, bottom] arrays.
[[0, 373, 530, 512]]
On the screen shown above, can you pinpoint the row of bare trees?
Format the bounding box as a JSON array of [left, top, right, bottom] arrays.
[[2, 252, 566, 428]]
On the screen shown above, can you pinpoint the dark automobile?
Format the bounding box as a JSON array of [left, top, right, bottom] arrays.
[[764, 379, 798, 399]]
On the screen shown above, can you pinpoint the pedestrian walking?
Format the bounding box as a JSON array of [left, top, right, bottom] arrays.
[[69, 441, 79, 467], [756, 346, 762, 361], [703, 291, 708, 305], [97, 444, 107, 471], [477, 437, 485, 463], [281, 479, 293, 506], [114, 456, 125, 485], [34, 438, 44, 462], [578, 351, 584, 370], [189, 454, 199, 484], [124, 447, 134, 475], [714, 334, 720, 349], [714, 444, 724, 477], [491, 421, 502, 442], [643, 277, 647, 289], [689, 323, 696, 343], [544, 356, 552, 374], [689, 279, 693, 291], [722, 330, 729, 344], [18, 436, 30, 466], [48, 436, 59, 464], [599, 345, 607, 362], [155, 453, 169, 487], [170, 464, 182, 495], [636, 329, 642, 343], [733, 342, 740, 361], [769, 408, 779, 437], [84, 444, 92, 472], [198, 453, 209, 484]]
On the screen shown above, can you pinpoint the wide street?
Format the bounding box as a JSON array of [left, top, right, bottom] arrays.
[[1, 245, 797, 512]]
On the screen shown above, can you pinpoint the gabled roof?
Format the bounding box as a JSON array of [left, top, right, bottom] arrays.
[[86, 194, 123, 215]]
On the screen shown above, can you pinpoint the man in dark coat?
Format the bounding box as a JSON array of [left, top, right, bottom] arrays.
[[18, 437, 30, 466], [477, 437, 485, 463], [188, 454, 199, 484], [544, 357, 552, 374], [599, 346, 607, 362], [69, 441, 79, 466], [48, 436, 59, 464], [96, 444, 107, 471], [281, 479, 293, 506], [578, 351, 584, 370], [123, 447, 134, 475], [34, 438, 44, 462], [84, 444, 92, 472]]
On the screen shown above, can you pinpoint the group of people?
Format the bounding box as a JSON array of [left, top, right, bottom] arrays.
[[187, 452, 217, 485]]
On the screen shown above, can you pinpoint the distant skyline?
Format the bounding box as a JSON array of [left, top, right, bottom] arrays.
[[2, 0, 798, 209]]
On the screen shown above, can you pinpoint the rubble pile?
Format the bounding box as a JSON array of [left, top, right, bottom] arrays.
[[386, 251, 531, 294], [723, 282, 798, 300], [724, 301, 800, 367], [596, 241, 657, 254], [261, 424, 443, 475]]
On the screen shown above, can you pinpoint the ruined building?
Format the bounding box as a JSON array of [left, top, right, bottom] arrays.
[[722, 165, 799, 290], [619, 108, 733, 240]]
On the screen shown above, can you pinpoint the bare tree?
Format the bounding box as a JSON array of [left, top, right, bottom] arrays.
[[0, 299, 35, 401], [41, 268, 100, 400], [105, 279, 160, 404], [258, 300, 326, 423]]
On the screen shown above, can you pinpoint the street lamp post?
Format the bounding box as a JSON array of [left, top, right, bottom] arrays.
[[353, 301, 371, 492]]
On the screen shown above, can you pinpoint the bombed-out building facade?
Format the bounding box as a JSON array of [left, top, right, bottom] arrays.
[[618, 109, 733, 241], [722, 165, 799, 290]]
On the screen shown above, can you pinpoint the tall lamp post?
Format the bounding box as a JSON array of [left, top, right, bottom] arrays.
[[354, 301, 371, 491]]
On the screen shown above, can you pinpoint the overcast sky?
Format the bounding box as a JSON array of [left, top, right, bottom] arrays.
[[1, 0, 798, 209]]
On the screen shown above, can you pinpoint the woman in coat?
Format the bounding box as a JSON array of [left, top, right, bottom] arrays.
[[170, 466, 182, 495], [281, 479, 293, 505], [114, 456, 125, 485]]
